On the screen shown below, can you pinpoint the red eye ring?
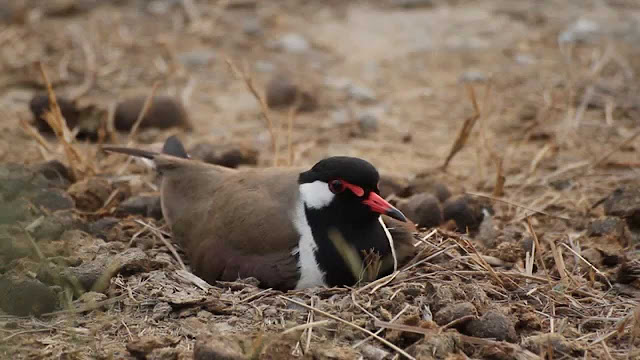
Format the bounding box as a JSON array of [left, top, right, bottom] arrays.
[[328, 179, 345, 194]]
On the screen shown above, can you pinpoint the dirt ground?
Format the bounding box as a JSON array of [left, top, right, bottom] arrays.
[[1, 0, 640, 359]]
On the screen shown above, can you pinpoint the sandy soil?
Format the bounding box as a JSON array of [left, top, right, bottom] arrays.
[[1, 0, 640, 359]]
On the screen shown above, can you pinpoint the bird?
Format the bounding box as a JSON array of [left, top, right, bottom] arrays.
[[103, 136, 417, 290]]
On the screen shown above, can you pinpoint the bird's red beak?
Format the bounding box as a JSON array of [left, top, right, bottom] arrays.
[[362, 192, 407, 222]]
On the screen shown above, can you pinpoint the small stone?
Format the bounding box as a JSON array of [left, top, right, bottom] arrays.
[[558, 18, 601, 44], [442, 195, 487, 233], [459, 69, 487, 83], [126, 336, 180, 359], [29, 93, 81, 134], [515, 53, 536, 65], [149, 348, 180, 360], [32, 160, 74, 188], [67, 177, 113, 212], [587, 217, 626, 237], [87, 217, 120, 240], [347, 84, 377, 103], [177, 49, 217, 68], [617, 259, 640, 285], [29, 188, 75, 211], [404, 177, 451, 202], [357, 112, 378, 133], [265, 74, 317, 112], [0, 198, 32, 225], [602, 187, 640, 231], [274, 33, 310, 54], [115, 96, 191, 132], [391, 0, 434, 8], [397, 193, 443, 228], [522, 333, 584, 357], [193, 333, 247, 360], [359, 344, 389, 360], [152, 302, 172, 321], [0, 276, 58, 316], [242, 17, 262, 36], [31, 211, 75, 240], [434, 302, 477, 327], [189, 143, 258, 169], [408, 333, 459, 359], [463, 310, 517, 342], [378, 174, 408, 199], [116, 195, 163, 220]]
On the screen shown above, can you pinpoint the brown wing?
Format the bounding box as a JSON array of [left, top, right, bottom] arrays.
[[156, 157, 305, 290]]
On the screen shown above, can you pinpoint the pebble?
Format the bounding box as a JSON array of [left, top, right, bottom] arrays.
[[378, 174, 408, 199], [29, 93, 81, 133], [397, 193, 443, 228], [177, 49, 217, 68], [347, 84, 377, 103], [29, 188, 75, 211], [442, 195, 487, 233], [116, 195, 163, 220], [0, 275, 58, 316], [603, 186, 640, 231], [522, 333, 584, 357], [67, 177, 113, 212], [463, 310, 517, 342], [459, 69, 488, 83], [32, 160, 74, 188], [558, 18, 601, 44], [274, 33, 310, 54], [405, 177, 451, 202], [391, 0, 434, 8], [114, 96, 191, 132], [587, 217, 627, 237], [87, 217, 120, 240], [357, 111, 378, 133], [434, 302, 477, 327], [265, 74, 317, 112], [189, 142, 258, 168], [193, 333, 247, 360]]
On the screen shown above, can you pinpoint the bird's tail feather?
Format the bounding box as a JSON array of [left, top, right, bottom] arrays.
[[103, 136, 190, 172]]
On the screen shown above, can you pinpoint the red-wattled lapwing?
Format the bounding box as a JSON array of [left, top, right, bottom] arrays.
[[103, 136, 416, 290]]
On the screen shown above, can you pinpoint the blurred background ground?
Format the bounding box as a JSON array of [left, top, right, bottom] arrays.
[[1, 0, 640, 359]]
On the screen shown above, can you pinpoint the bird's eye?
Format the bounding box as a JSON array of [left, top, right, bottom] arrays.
[[328, 180, 345, 194]]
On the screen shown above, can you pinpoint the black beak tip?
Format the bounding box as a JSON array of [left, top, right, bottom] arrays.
[[386, 207, 408, 222]]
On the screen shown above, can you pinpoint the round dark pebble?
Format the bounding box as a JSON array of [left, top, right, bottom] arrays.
[[265, 75, 317, 112], [114, 96, 191, 132], [397, 193, 443, 228], [29, 188, 75, 211], [189, 142, 258, 168], [434, 302, 477, 327], [463, 310, 517, 342], [88, 217, 120, 240], [378, 174, 408, 199], [403, 176, 451, 202], [442, 195, 486, 233], [29, 93, 81, 133], [0, 276, 58, 316], [32, 160, 74, 188], [116, 195, 163, 220]]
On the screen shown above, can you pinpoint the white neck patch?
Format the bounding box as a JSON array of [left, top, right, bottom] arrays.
[[299, 181, 334, 209], [291, 194, 327, 289]]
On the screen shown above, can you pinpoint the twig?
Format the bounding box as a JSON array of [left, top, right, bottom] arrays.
[[67, 24, 96, 100], [226, 58, 278, 166], [281, 320, 330, 335], [135, 220, 186, 271], [127, 82, 160, 144], [353, 304, 410, 349], [591, 127, 640, 169], [279, 296, 416, 360], [441, 84, 480, 171], [526, 217, 553, 286], [561, 243, 612, 288], [1, 329, 52, 342], [379, 217, 398, 272], [466, 192, 570, 221]]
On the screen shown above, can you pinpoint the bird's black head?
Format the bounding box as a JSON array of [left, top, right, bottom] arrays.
[[298, 156, 406, 223]]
